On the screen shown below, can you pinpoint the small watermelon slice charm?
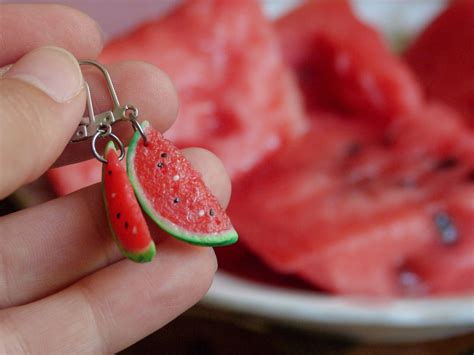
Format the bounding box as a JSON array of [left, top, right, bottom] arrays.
[[102, 141, 156, 262], [127, 121, 238, 246]]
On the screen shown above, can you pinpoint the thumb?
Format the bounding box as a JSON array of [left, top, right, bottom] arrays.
[[0, 46, 86, 198]]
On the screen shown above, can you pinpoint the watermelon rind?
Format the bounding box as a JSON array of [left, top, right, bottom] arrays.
[[127, 121, 238, 247], [102, 141, 156, 263]]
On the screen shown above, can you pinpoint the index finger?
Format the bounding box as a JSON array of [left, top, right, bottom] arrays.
[[0, 4, 103, 66]]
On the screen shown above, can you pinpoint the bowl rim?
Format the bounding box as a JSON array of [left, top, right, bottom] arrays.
[[203, 271, 474, 327]]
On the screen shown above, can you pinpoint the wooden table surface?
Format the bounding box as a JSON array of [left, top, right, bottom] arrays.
[[121, 305, 474, 355]]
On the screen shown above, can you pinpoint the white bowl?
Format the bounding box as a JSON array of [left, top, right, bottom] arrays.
[[204, 272, 474, 343]]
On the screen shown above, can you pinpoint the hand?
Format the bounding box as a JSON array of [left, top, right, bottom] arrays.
[[0, 4, 230, 353]]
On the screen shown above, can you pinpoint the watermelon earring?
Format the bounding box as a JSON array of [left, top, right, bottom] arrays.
[[71, 61, 238, 263]]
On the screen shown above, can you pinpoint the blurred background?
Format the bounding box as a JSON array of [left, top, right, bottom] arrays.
[[3, 0, 474, 354]]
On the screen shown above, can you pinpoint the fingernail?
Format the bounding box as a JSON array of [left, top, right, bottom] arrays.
[[4, 46, 83, 103]]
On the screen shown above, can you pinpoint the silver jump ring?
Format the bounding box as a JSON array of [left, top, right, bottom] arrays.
[[130, 117, 148, 146], [92, 130, 125, 163], [123, 104, 139, 120], [125, 106, 148, 146]]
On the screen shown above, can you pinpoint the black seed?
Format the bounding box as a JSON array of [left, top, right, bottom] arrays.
[[467, 169, 474, 183], [435, 157, 459, 171], [397, 177, 417, 188], [209, 208, 215, 217], [125, 221, 129, 229], [116, 212, 121, 219], [108, 170, 112, 175], [173, 197, 180, 204], [157, 162, 164, 169], [434, 212, 458, 245], [381, 133, 396, 147], [161, 152, 168, 158], [345, 142, 362, 157]]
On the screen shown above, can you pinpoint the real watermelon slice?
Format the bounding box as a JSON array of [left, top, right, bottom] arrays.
[[101, 0, 305, 179], [404, 0, 474, 128], [275, 0, 422, 122], [102, 141, 156, 263], [127, 121, 238, 246], [229, 104, 474, 296]]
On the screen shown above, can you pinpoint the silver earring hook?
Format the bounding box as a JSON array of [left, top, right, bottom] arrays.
[[79, 60, 121, 109], [71, 60, 146, 144]]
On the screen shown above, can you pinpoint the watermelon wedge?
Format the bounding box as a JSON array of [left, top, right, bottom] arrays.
[[101, 0, 305, 179], [275, 0, 422, 122], [102, 142, 156, 262], [404, 0, 474, 128], [127, 121, 238, 246], [229, 104, 474, 296]]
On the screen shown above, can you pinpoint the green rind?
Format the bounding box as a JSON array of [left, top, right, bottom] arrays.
[[102, 141, 156, 263], [127, 121, 238, 247]]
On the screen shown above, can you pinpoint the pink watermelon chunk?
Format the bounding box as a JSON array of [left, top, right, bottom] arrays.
[[275, 0, 422, 122], [229, 104, 474, 296], [405, 0, 474, 128], [127, 121, 238, 246], [101, 0, 306, 179], [102, 141, 156, 262]]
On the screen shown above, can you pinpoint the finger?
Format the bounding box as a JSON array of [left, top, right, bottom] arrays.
[[0, 148, 230, 308], [182, 148, 232, 208], [54, 61, 179, 167], [0, 4, 103, 66], [0, 238, 217, 354], [0, 46, 86, 199]]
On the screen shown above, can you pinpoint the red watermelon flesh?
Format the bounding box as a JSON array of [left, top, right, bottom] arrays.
[[404, 0, 474, 128], [102, 142, 156, 262], [275, 0, 422, 122], [101, 0, 306, 179], [229, 104, 474, 296], [127, 121, 238, 246]]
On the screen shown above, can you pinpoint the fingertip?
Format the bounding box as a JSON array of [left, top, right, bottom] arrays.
[[49, 4, 104, 57], [181, 147, 232, 209], [141, 62, 179, 133]]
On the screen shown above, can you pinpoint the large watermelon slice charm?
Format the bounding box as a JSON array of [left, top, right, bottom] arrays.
[[102, 141, 156, 262], [127, 121, 238, 246]]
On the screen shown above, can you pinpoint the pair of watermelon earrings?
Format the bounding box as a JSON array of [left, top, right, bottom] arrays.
[[72, 61, 238, 262]]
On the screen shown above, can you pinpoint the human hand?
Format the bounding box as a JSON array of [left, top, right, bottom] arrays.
[[0, 4, 230, 353]]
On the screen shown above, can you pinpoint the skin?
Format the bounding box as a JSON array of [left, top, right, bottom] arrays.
[[0, 4, 231, 353]]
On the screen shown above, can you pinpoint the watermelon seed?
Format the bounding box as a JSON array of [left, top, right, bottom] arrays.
[[125, 221, 129, 229], [161, 152, 168, 158], [381, 133, 396, 147], [173, 197, 180, 204], [173, 174, 180, 181], [108, 170, 112, 175], [198, 209, 205, 217], [467, 169, 474, 183], [116, 212, 121, 219], [157, 162, 164, 169], [209, 208, 215, 217], [433, 212, 458, 245], [435, 157, 459, 171], [345, 142, 362, 157], [397, 177, 417, 188], [398, 269, 426, 296]]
